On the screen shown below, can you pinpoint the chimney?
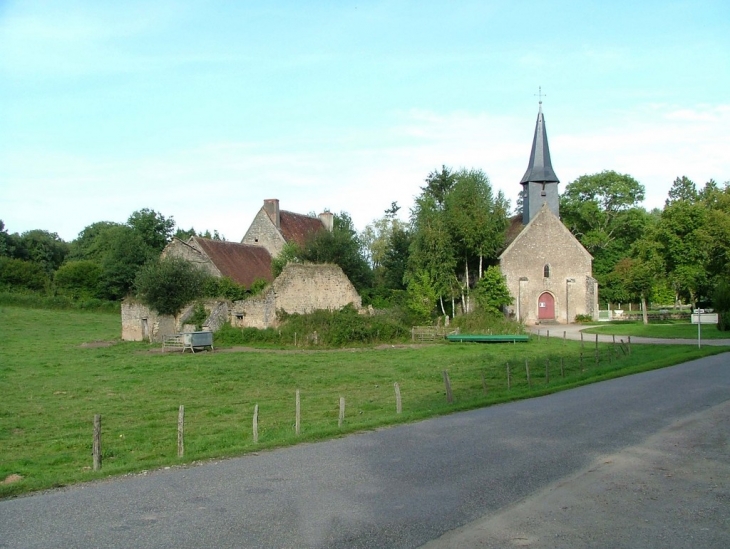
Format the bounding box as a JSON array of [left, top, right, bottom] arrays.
[[263, 199, 280, 229], [318, 211, 334, 232]]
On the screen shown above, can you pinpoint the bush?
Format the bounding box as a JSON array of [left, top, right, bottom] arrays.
[[450, 309, 525, 335], [574, 314, 594, 323], [54, 260, 102, 299], [0, 257, 50, 291]]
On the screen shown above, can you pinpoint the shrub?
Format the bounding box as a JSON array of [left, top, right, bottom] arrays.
[[450, 308, 525, 335], [54, 260, 102, 299], [574, 314, 594, 323]]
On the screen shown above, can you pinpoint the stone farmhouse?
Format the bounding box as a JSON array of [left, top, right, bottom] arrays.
[[121, 200, 359, 342], [499, 102, 598, 325]]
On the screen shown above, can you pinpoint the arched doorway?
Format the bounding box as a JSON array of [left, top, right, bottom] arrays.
[[538, 292, 555, 320]]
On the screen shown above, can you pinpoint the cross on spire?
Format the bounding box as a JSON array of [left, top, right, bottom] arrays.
[[534, 86, 546, 105]]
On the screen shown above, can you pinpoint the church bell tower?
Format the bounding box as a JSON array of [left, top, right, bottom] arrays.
[[520, 97, 560, 224]]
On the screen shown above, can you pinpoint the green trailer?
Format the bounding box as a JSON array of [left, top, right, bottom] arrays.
[[446, 334, 529, 344]]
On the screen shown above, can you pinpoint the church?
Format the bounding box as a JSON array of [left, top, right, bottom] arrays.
[[499, 102, 598, 324]]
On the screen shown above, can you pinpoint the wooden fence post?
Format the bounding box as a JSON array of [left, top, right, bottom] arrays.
[[394, 382, 402, 414], [295, 389, 301, 435], [338, 397, 345, 427], [253, 404, 259, 443], [443, 371, 453, 404], [628, 336, 632, 355], [580, 332, 584, 348], [93, 414, 102, 471], [595, 333, 598, 350], [612, 334, 616, 355], [525, 359, 531, 388], [177, 405, 184, 458], [563, 331, 566, 345], [547, 330, 550, 341]]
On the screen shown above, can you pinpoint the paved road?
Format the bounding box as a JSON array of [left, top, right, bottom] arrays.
[[529, 323, 730, 346], [1, 354, 729, 548]]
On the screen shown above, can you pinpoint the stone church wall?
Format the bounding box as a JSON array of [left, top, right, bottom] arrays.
[[500, 208, 596, 325], [241, 209, 286, 257]]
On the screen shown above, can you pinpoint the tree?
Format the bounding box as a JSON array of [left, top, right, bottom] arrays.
[[406, 270, 438, 322], [12, 230, 69, 274], [127, 209, 175, 252], [712, 280, 730, 331], [272, 241, 302, 278], [381, 225, 411, 290], [68, 221, 122, 261], [473, 266, 513, 315], [408, 166, 509, 317], [134, 256, 211, 318], [299, 212, 373, 291], [665, 175, 698, 206], [97, 226, 156, 300]]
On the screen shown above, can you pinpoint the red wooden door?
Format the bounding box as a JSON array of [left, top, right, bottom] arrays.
[[538, 292, 555, 320]]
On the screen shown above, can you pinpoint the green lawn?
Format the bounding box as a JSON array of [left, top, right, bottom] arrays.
[[1, 306, 728, 498], [582, 321, 730, 339]]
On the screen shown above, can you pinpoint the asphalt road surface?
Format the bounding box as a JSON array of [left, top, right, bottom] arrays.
[[2, 353, 729, 549]]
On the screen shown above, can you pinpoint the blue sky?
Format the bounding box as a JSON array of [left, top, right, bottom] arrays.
[[2, 0, 728, 242]]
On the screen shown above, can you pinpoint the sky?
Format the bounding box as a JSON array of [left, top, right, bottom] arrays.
[[1, 0, 729, 242]]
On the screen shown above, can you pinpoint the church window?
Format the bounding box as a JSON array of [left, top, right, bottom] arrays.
[[543, 264, 551, 278]]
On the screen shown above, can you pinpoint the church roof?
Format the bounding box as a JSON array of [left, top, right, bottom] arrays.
[[519, 104, 560, 185], [193, 237, 274, 287]]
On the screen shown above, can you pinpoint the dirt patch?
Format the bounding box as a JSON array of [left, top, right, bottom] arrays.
[[80, 341, 115, 349], [3, 474, 23, 485]]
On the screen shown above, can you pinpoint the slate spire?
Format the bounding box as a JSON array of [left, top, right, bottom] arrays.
[[520, 102, 559, 185], [520, 99, 560, 224]]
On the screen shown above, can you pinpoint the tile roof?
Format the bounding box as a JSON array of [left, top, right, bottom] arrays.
[[193, 237, 274, 287], [278, 211, 325, 247]]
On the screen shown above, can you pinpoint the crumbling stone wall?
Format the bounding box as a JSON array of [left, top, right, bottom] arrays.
[[231, 263, 361, 328], [122, 299, 226, 341]]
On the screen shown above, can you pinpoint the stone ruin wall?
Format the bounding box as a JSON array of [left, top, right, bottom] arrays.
[[230, 263, 362, 328], [122, 299, 227, 342]]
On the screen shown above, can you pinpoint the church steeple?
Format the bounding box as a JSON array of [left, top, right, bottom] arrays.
[[520, 94, 560, 224]]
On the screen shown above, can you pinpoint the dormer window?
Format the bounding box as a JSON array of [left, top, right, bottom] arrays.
[[543, 264, 551, 278]]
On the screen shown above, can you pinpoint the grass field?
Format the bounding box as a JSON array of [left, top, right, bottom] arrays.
[[582, 320, 730, 339], [1, 306, 728, 498]]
